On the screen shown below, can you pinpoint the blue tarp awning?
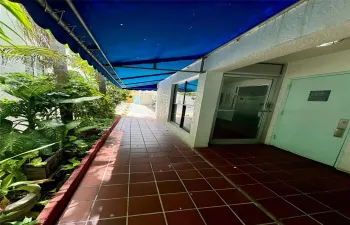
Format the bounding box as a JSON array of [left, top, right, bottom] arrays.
[[21, 0, 298, 90]]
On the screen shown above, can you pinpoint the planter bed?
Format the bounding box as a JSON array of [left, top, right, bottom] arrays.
[[35, 117, 121, 225], [24, 148, 65, 180]]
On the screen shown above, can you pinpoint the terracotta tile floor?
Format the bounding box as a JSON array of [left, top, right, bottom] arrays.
[[57, 117, 350, 225]]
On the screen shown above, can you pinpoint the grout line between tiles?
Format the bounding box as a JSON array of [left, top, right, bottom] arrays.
[[170, 160, 209, 225], [226, 154, 340, 224], [80, 118, 125, 225], [205, 147, 350, 224], [145, 121, 169, 225], [126, 119, 131, 225], [176, 147, 247, 225], [193, 148, 283, 225]]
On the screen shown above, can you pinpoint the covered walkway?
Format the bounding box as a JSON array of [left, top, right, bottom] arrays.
[[58, 106, 350, 225]]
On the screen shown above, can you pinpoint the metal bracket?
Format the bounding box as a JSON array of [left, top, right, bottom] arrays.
[[66, 24, 77, 35], [51, 10, 65, 24]]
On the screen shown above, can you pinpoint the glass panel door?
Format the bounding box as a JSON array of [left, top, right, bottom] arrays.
[[211, 76, 273, 142]]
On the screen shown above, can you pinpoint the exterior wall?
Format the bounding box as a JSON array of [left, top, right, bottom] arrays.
[[192, 71, 223, 147], [157, 0, 350, 154], [157, 70, 223, 147], [265, 49, 350, 173], [140, 91, 156, 105], [157, 61, 202, 122], [156, 62, 201, 146]]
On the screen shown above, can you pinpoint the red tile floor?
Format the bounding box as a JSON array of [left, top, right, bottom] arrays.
[[58, 117, 350, 225]]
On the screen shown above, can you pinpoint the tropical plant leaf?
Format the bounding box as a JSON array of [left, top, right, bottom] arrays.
[[1, 174, 14, 189], [5, 84, 53, 100], [65, 120, 82, 131], [76, 125, 97, 133], [0, 119, 13, 136], [61, 157, 80, 171], [0, 45, 64, 63], [0, 196, 10, 209], [37, 120, 65, 145], [27, 157, 47, 167], [0, 0, 33, 32], [37, 200, 49, 206], [23, 130, 53, 155], [15, 184, 41, 195], [58, 96, 102, 104], [0, 24, 13, 45], [9, 217, 40, 225], [0, 21, 26, 44], [0, 130, 36, 160], [0, 143, 56, 164]]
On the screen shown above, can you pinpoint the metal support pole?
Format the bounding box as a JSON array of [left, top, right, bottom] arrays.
[[116, 65, 202, 73], [65, 0, 125, 88], [36, 0, 124, 88]]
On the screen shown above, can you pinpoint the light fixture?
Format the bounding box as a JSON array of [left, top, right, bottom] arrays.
[[317, 40, 341, 47]]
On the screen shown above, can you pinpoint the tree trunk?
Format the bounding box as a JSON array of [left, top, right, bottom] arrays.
[[98, 73, 107, 94], [49, 39, 73, 122], [49, 39, 69, 88]]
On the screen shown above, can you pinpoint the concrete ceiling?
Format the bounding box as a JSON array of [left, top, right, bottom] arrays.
[[266, 38, 350, 63]]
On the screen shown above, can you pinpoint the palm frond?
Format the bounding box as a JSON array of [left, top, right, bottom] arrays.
[[0, 25, 13, 45], [0, 0, 33, 32], [0, 45, 64, 63], [0, 21, 26, 44], [58, 96, 102, 104]]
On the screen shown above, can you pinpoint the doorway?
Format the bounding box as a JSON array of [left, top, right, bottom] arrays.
[[210, 75, 278, 144]]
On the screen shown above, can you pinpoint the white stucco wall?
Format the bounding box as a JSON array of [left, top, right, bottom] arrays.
[[265, 49, 350, 173], [156, 61, 202, 146], [140, 91, 156, 105]]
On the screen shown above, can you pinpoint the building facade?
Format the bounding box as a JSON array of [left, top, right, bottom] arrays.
[[156, 0, 350, 174]]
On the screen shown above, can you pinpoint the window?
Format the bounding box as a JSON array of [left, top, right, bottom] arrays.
[[170, 79, 198, 132]]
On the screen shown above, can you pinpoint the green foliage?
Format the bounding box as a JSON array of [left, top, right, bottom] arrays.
[[36, 200, 49, 206], [64, 72, 116, 118], [0, 159, 28, 186], [58, 96, 102, 104], [0, 0, 32, 34], [0, 144, 56, 164], [0, 0, 64, 63], [0, 72, 104, 159], [107, 84, 130, 105], [0, 175, 41, 200], [26, 158, 46, 167], [61, 158, 80, 171], [0, 0, 32, 46], [0, 131, 42, 160], [0, 73, 57, 129], [9, 217, 39, 225]]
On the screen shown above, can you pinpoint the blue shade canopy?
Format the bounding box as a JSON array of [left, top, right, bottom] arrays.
[[21, 0, 298, 90]]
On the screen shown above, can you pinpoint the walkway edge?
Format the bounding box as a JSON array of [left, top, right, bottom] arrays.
[[37, 117, 122, 225]]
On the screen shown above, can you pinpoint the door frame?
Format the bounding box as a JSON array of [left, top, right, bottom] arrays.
[[209, 73, 282, 144]]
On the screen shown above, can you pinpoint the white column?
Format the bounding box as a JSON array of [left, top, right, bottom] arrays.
[[190, 71, 224, 148]]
